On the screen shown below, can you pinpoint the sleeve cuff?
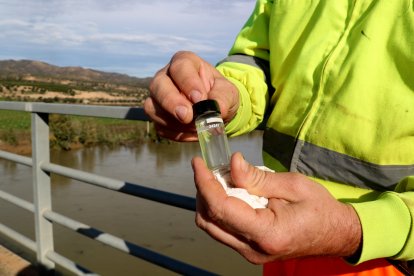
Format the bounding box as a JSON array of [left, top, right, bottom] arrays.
[[349, 192, 411, 264], [216, 62, 268, 136], [224, 77, 253, 136]]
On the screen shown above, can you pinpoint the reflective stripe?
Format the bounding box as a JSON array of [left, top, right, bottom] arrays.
[[217, 54, 271, 84], [263, 128, 414, 190]]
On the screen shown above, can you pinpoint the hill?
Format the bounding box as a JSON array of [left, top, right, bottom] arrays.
[[0, 59, 151, 87], [0, 59, 151, 106]]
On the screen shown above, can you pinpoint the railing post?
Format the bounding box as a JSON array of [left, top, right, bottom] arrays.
[[31, 112, 55, 269]]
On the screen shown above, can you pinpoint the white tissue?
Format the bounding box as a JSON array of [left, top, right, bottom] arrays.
[[214, 166, 273, 209]]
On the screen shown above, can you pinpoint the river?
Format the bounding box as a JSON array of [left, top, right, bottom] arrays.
[[0, 131, 264, 276]]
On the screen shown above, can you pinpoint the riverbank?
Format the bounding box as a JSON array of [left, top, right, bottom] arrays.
[[0, 140, 32, 155], [0, 110, 154, 155]]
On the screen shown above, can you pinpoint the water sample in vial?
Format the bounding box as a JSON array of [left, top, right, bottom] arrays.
[[193, 100, 232, 187]]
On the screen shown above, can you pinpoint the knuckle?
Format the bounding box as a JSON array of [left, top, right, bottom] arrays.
[[194, 213, 204, 229], [181, 77, 199, 92], [143, 98, 153, 113], [251, 168, 268, 190], [148, 76, 157, 93], [171, 50, 194, 61], [168, 57, 185, 75], [205, 204, 223, 224]]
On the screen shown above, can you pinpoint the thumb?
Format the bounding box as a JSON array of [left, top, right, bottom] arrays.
[[231, 153, 315, 202], [230, 152, 270, 196]]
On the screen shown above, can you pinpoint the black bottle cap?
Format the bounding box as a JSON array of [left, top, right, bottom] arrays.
[[192, 100, 220, 119]]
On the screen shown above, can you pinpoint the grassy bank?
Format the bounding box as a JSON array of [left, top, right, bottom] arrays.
[[0, 110, 151, 154]]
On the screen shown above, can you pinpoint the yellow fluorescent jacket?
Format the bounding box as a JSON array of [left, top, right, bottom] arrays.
[[217, 0, 414, 264]]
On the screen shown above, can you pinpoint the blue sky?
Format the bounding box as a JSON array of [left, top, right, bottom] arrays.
[[0, 0, 255, 77]]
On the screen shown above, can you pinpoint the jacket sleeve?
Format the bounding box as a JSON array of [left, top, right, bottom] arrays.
[[348, 178, 414, 263], [216, 0, 273, 137]]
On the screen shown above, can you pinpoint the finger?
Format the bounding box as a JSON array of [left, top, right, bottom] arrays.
[[192, 157, 275, 239], [149, 67, 194, 124], [199, 62, 215, 93], [144, 97, 198, 141], [144, 97, 195, 130], [230, 152, 301, 202], [230, 152, 268, 194], [206, 77, 239, 122], [167, 51, 213, 103], [192, 156, 227, 203], [195, 204, 272, 264]]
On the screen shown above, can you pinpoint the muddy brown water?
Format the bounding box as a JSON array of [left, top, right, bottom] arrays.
[[0, 131, 264, 276]]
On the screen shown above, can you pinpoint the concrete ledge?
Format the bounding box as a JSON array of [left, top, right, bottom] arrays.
[[0, 245, 38, 276]]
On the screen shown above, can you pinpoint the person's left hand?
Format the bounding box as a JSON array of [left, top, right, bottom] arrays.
[[192, 152, 362, 264]]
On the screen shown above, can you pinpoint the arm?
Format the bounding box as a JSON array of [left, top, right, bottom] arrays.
[[217, 0, 273, 136], [214, 0, 414, 264]]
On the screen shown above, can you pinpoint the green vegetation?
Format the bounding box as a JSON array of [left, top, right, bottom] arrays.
[[1, 79, 74, 94], [0, 78, 148, 97], [0, 110, 151, 151], [0, 110, 31, 129], [0, 78, 149, 106], [0, 60, 153, 151]]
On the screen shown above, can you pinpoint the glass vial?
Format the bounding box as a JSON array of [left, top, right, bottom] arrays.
[[193, 100, 232, 187]]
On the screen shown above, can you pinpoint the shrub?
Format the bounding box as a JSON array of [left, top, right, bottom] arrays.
[[78, 120, 98, 146], [0, 129, 18, 146], [50, 114, 76, 150]]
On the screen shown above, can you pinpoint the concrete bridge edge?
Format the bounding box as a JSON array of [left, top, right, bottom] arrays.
[[0, 245, 38, 276]]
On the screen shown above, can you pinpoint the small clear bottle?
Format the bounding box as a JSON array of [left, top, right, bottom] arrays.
[[193, 100, 232, 187]]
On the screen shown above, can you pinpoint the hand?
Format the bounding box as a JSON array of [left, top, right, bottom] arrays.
[[144, 51, 240, 141], [192, 152, 362, 264]]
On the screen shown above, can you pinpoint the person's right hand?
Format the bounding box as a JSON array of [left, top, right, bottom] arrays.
[[192, 152, 362, 264], [144, 51, 240, 141]]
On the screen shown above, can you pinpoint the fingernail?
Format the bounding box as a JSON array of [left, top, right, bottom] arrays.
[[175, 106, 188, 122], [190, 90, 202, 103]]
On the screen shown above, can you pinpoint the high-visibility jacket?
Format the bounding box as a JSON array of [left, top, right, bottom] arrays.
[[217, 0, 414, 274]]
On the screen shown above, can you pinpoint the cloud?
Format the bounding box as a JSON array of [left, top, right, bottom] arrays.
[[0, 0, 255, 76]]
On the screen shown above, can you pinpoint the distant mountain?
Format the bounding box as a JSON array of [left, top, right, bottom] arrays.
[[0, 59, 151, 88]]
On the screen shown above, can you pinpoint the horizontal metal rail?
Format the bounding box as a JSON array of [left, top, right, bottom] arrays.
[[0, 150, 32, 167], [43, 210, 215, 276], [46, 251, 99, 276], [0, 101, 149, 120], [0, 223, 36, 253], [0, 101, 215, 276], [0, 220, 98, 276], [41, 162, 196, 211], [0, 190, 34, 213]]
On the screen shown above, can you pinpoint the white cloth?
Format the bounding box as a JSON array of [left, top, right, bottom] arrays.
[[214, 166, 272, 209]]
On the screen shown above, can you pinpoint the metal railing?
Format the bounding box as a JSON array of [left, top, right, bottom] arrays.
[[0, 101, 216, 276]]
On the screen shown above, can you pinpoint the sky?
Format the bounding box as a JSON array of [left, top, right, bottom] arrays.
[[0, 0, 255, 77]]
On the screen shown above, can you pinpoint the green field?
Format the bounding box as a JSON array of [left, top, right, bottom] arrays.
[[1, 79, 73, 94], [0, 110, 151, 150], [0, 110, 31, 130], [0, 110, 143, 130]]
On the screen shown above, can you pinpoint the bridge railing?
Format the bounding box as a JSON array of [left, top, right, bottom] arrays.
[[0, 101, 216, 276]]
